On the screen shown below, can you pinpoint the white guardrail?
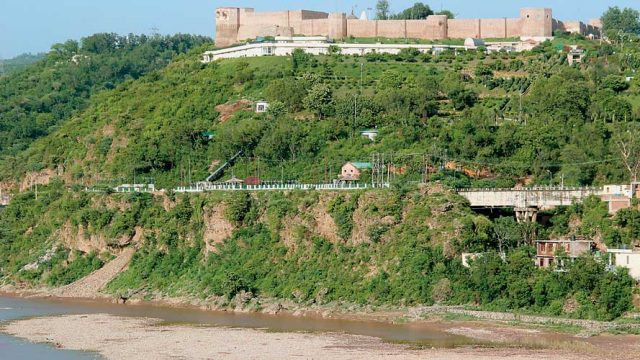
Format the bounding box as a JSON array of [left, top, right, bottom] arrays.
[[173, 182, 385, 193]]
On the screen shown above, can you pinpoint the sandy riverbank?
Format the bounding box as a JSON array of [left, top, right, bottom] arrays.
[[1, 313, 615, 360]]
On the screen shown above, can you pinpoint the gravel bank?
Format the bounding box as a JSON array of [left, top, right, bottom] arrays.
[[2, 314, 602, 360]]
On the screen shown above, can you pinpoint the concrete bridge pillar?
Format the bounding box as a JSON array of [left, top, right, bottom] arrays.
[[515, 207, 538, 223]]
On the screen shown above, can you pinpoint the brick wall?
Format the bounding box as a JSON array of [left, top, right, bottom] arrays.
[[376, 20, 406, 38], [215, 6, 596, 47], [299, 19, 329, 36], [448, 19, 480, 39], [411, 16, 447, 39], [506, 18, 522, 38], [346, 19, 377, 37], [480, 19, 508, 38], [520, 8, 552, 37]]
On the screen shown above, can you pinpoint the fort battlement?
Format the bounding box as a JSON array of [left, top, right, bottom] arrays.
[[214, 7, 600, 47]]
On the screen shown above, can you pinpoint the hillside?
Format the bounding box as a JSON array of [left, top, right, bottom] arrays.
[[0, 53, 46, 76], [1, 33, 639, 190], [0, 184, 633, 320], [1, 30, 640, 322], [0, 33, 211, 159]]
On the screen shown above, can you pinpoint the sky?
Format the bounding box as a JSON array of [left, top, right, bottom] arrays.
[[0, 0, 637, 58]]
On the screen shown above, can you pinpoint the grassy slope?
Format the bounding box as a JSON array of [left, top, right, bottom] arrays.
[[1, 50, 536, 188]]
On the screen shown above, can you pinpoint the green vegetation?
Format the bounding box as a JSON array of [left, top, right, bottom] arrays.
[[3, 35, 640, 189], [0, 33, 210, 158], [0, 53, 45, 76], [1, 7, 640, 322], [1, 184, 632, 321], [374, 1, 455, 21]]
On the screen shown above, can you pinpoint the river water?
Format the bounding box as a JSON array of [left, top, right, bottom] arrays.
[[0, 295, 473, 359]]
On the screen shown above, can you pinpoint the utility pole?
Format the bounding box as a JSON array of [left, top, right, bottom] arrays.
[[353, 93, 358, 137], [360, 63, 364, 92], [519, 91, 523, 123]]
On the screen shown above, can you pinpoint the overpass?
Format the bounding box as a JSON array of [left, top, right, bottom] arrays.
[[456, 187, 603, 222]]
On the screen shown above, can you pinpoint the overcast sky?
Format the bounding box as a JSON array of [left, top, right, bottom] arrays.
[[0, 0, 637, 58]]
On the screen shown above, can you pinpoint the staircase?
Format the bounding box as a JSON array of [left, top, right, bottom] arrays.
[[206, 150, 243, 182]]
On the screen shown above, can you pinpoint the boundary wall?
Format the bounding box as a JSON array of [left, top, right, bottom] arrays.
[[215, 7, 600, 47]]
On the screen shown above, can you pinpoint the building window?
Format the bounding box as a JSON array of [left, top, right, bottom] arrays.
[[627, 255, 630, 265]]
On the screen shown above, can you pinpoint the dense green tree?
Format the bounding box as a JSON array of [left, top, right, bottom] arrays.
[[303, 84, 334, 119], [601, 75, 630, 92], [448, 88, 478, 110], [436, 10, 455, 19], [375, 0, 390, 20], [391, 2, 433, 20], [602, 6, 640, 34]]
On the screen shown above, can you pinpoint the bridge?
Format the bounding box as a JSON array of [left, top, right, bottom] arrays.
[[456, 187, 604, 222]]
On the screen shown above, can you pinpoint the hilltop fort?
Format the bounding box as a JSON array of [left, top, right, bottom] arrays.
[[215, 7, 601, 47]]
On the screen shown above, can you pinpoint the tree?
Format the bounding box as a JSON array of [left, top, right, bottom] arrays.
[[376, 0, 390, 20], [303, 84, 334, 119], [601, 75, 630, 93], [613, 122, 640, 182], [492, 217, 520, 253], [392, 2, 433, 20], [436, 10, 455, 19], [602, 7, 640, 34], [448, 88, 478, 110]]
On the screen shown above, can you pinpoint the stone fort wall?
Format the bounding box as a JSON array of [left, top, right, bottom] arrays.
[[215, 7, 599, 48]]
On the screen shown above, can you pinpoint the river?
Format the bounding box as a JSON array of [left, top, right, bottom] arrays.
[[0, 295, 473, 359]]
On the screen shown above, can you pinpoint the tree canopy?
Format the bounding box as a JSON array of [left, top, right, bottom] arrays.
[[602, 6, 640, 35]]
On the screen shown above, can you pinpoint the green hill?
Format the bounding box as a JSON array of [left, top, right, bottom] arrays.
[[0, 53, 46, 76], [1, 33, 639, 322], [2, 36, 639, 189], [0, 33, 211, 159]]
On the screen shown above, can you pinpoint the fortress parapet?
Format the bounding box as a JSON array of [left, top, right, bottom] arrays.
[[215, 6, 600, 48]]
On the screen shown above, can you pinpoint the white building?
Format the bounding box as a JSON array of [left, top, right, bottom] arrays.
[[201, 40, 535, 63], [464, 38, 485, 48], [256, 101, 270, 113], [275, 36, 331, 44], [360, 129, 378, 142], [203, 42, 466, 62], [608, 249, 640, 281]]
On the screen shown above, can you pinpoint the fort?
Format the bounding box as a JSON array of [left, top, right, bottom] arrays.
[[215, 6, 601, 47]]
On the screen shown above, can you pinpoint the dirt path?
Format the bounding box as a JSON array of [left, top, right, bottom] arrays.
[[2, 314, 600, 360], [52, 248, 135, 298]]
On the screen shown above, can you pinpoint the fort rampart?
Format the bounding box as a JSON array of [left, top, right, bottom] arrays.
[[215, 7, 600, 48]]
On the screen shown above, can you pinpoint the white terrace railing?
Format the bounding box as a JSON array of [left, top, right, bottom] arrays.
[[173, 182, 386, 193]]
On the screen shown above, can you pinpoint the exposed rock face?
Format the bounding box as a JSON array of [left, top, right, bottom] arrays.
[[310, 196, 340, 243], [203, 204, 234, 254], [56, 221, 109, 254], [20, 169, 58, 192]]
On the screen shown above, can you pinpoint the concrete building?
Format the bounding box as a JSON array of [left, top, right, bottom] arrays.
[[608, 249, 640, 281], [360, 129, 378, 142], [214, 6, 600, 48], [255, 101, 269, 113], [535, 238, 594, 269], [202, 41, 518, 62], [340, 162, 372, 181], [464, 38, 486, 49], [567, 46, 585, 65], [600, 183, 640, 214]]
